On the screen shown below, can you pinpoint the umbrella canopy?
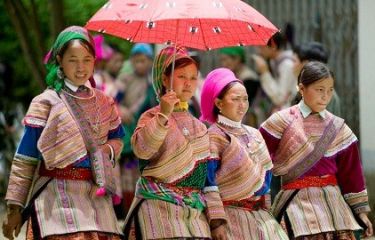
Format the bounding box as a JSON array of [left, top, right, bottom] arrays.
[[85, 0, 278, 50]]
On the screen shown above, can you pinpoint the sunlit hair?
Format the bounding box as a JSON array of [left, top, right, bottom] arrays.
[[298, 61, 334, 87]]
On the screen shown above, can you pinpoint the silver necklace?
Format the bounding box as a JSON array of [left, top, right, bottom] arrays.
[[65, 88, 101, 134]]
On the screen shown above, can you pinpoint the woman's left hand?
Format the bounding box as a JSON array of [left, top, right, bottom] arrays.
[[99, 144, 111, 157], [359, 212, 373, 237]]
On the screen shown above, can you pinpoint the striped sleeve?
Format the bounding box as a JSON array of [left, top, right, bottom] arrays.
[[23, 95, 51, 128], [5, 126, 42, 206], [259, 111, 290, 140], [335, 128, 371, 213], [203, 160, 227, 224], [131, 108, 169, 160]]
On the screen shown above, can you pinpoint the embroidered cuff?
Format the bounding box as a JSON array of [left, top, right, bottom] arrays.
[[23, 117, 46, 127], [344, 189, 371, 214], [203, 186, 219, 193], [264, 192, 272, 210], [204, 191, 227, 224]]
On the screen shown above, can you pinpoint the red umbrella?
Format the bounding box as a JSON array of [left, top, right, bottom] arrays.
[[85, 0, 278, 50]]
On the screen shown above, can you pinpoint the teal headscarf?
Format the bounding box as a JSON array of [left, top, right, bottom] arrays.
[[44, 26, 95, 92]]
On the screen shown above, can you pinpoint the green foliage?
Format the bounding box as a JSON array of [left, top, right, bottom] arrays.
[[0, 0, 133, 108]]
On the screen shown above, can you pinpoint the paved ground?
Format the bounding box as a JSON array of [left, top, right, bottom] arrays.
[[0, 201, 374, 240]]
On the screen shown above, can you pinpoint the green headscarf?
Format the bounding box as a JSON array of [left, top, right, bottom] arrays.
[[44, 26, 95, 92], [152, 45, 193, 100], [219, 46, 246, 63]]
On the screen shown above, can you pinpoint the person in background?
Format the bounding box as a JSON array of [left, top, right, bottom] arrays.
[[93, 34, 114, 92], [2, 26, 124, 240], [253, 32, 296, 113], [293, 41, 341, 116], [200, 68, 288, 240], [115, 43, 154, 217], [260, 61, 373, 239], [95, 41, 124, 99], [218, 46, 267, 127], [123, 45, 226, 239]]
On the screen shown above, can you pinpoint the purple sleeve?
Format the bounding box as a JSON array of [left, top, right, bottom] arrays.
[[336, 142, 366, 194], [259, 127, 280, 158]]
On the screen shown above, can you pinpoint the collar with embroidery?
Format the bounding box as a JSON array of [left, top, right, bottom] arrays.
[[217, 114, 242, 128]]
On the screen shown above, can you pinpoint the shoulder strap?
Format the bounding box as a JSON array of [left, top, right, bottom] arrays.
[[21, 178, 53, 225], [282, 116, 345, 184], [275, 189, 300, 223]]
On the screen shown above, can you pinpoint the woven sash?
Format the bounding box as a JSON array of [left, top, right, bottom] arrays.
[[60, 92, 116, 195]]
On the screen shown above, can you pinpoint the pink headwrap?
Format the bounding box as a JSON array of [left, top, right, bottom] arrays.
[[200, 68, 240, 124], [93, 35, 113, 61]]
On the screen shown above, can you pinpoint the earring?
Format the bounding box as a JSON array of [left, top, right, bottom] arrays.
[[57, 67, 64, 80]]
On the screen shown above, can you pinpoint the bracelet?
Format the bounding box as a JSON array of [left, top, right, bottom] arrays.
[[157, 112, 169, 126], [105, 143, 115, 167]]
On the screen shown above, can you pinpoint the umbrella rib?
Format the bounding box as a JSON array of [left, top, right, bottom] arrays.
[[132, 21, 145, 43], [198, 18, 208, 50]]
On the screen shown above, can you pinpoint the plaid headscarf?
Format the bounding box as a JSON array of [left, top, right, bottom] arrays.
[[44, 26, 95, 92], [152, 45, 193, 100]]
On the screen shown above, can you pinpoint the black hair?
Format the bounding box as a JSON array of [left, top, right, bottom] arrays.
[[213, 80, 244, 116], [293, 61, 334, 104], [294, 41, 329, 63], [298, 61, 334, 86], [267, 32, 286, 50], [58, 38, 95, 59]]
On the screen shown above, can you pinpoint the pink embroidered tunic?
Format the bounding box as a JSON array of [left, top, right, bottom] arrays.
[[205, 115, 288, 240], [260, 103, 370, 237], [5, 87, 124, 238]]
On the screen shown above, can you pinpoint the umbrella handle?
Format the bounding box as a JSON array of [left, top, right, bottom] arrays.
[[169, 44, 177, 91], [169, 20, 179, 91]]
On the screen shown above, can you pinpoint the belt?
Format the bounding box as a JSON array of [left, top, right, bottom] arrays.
[[223, 195, 265, 211], [282, 175, 337, 190], [39, 163, 93, 180]]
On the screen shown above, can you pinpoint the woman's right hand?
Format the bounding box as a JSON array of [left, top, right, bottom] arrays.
[[2, 205, 22, 240], [160, 91, 179, 117], [211, 224, 228, 240]]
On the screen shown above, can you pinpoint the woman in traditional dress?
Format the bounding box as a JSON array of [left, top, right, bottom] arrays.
[[123, 45, 225, 239], [260, 61, 373, 239], [200, 67, 288, 240], [2, 26, 124, 240]]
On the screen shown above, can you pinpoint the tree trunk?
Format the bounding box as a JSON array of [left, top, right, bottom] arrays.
[[49, 0, 65, 39], [4, 0, 46, 88]]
